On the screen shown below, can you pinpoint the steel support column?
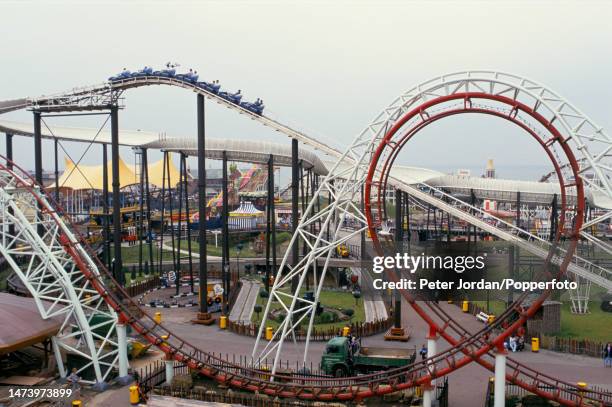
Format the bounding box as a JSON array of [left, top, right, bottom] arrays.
[[265, 154, 273, 292], [5, 133, 12, 167], [6, 133, 14, 237], [54, 138, 59, 202], [196, 94, 210, 319], [182, 153, 195, 294], [291, 138, 299, 292], [33, 112, 44, 237], [110, 106, 124, 286], [222, 151, 230, 306], [550, 194, 558, 241], [103, 144, 110, 270], [143, 149, 154, 275], [116, 323, 131, 384], [33, 112, 42, 185], [494, 346, 507, 407], [394, 188, 402, 329]]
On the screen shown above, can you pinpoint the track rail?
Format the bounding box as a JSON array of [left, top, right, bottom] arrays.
[[2, 159, 610, 405], [1, 70, 610, 405]]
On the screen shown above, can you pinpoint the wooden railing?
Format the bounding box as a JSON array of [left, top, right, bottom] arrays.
[[226, 317, 393, 341]]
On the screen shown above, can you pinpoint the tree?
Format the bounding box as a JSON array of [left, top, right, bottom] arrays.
[[254, 304, 262, 322]]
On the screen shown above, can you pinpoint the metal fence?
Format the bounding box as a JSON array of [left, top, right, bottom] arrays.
[[138, 360, 450, 406], [540, 335, 608, 358], [484, 379, 612, 406]]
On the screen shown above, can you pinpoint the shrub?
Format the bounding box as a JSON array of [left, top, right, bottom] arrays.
[[343, 308, 355, 317]]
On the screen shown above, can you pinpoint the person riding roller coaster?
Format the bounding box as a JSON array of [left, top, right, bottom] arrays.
[[108, 65, 264, 115]]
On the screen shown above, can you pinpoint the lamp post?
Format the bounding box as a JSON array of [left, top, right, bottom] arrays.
[[236, 242, 244, 279], [223, 263, 230, 314]]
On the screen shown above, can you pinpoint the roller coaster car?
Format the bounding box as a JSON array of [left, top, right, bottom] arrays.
[[240, 100, 265, 115], [198, 81, 221, 94], [157, 68, 176, 77], [219, 90, 242, 104], [132, 67, 154, 77], [175, 73, 199, 83], [108, 70, 132, 81]]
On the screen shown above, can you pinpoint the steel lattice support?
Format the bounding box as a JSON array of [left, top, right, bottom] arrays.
[[253, 70, 612, 376], [0, 166, 124, 387]]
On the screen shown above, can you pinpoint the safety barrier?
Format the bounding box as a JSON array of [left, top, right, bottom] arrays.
[[540, 335, 609, 358], [226, 317, 393, 341], [484, 380, 612, 406]]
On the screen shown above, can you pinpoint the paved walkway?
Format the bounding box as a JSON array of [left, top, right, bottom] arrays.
[[114, 294, 612, 407], [353, 267, 389, 322], [228, 279, 261, 323]]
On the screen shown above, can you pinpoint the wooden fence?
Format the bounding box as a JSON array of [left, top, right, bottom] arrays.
[[539, 335, 608, 358], [227, 317, 393, 341], [453, 302, 609, 358]]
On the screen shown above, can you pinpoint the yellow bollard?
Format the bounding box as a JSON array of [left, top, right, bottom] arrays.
[[487, 314, 495, 324], [219, 316, 227, 329], [531, 337, 539, 352], [462, 300, 469, 312], [342, 326, 350, 337], [129, 385, 139, 405], [265, 326, 273, 341], [154, 312, 162, 324], [577, 381, 588, 398], [72, 401, 82, 407]]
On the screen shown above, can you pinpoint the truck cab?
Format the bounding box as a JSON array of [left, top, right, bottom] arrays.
[[321, 336, 416, 377], [320, 336, 352, 377]]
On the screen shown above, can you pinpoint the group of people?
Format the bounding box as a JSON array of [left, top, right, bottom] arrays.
[[504, 333, 526, 352]]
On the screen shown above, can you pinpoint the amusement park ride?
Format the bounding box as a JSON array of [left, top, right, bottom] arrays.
[[0, 67, 611, 405]]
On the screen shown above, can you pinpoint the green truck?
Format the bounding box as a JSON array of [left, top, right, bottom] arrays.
[[320, 336, 416, 377]]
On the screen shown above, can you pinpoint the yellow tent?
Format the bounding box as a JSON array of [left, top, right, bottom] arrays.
[[52, 157, 137, 191], [147, 154, 184, 189], [50, 154, 184, 191]]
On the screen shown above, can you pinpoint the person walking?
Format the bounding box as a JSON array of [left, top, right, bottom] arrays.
[[604, 342, 612, 368], [419, 344, 428, 361]]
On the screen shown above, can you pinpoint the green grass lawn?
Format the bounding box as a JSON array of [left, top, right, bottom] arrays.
[[251, 286, 366, 331], [115, 245, 175, 264], [473, 300, 611, 343], [557, 302, 612, 343]]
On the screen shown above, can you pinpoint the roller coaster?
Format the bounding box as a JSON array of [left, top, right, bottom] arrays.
[[0, 68, 611, 405]]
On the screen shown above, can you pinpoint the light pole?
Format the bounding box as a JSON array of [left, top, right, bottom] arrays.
[[236, 242, 243, 280], [223, 263, 230, 314]]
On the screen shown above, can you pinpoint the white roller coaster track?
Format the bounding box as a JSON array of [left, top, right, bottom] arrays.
[[1, 70, 610, 381], [253, 70, 612, 374], [0, 166, 122, 386]]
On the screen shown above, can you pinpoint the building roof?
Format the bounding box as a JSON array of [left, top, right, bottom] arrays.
[[49, 155, 182, 191], [0, 293, 62, 355], [51, 157, 137, 191], [229, 201, 264, 217], [146, 137, 328, 176]]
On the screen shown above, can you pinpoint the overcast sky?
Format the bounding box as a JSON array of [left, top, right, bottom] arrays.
[[1, 0, 611, 180]]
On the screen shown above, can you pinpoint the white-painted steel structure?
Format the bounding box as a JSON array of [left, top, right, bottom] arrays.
[[253, 71, 612, 374], [0, 164, 124, 386]]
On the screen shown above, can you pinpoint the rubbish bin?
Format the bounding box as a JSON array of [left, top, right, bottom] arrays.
[[342, 326, 351, 337], [129, 385, 139, 405], [462, 300, 469, 312], [531, 337, 539, 352], [265, 326, 273, 341], [154, 312, 162, 324], [219, 316, 227, 329]]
